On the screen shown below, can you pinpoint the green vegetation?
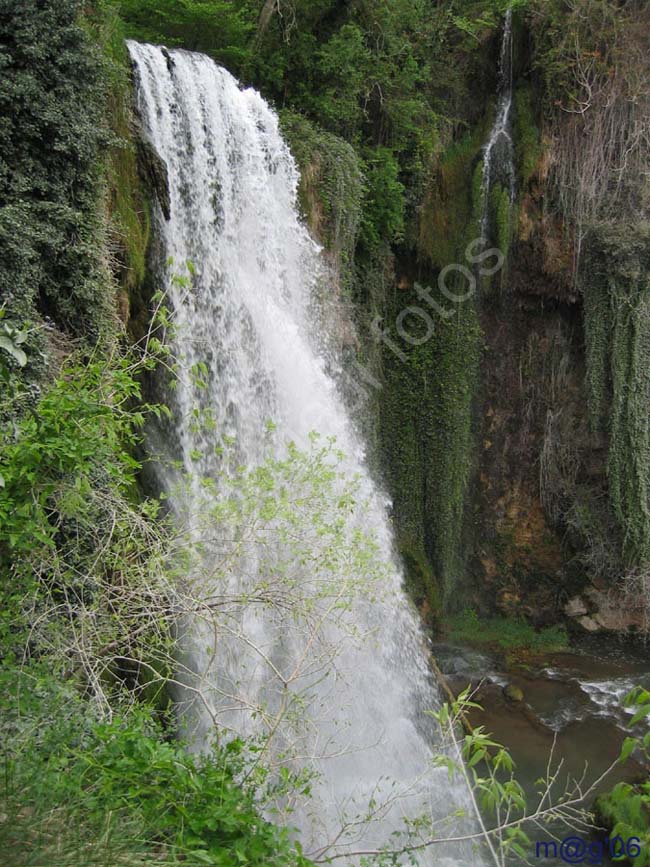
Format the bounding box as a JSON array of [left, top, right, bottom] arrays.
[[1, 670, 310, 867], [595, 687, 650, 866], [489, 182, 513, 265], [513, 83, 541, 190], [100, 6, 152, 301], [280, 111, 362, 289], [419, 130, 485, 269], [448, 609, 568, 652], [378, 286, 482, 606], [0, 0, 114, 343], [116, 0, 254, 67], [596, 782, 650, 866], [382, 127, 487, 605], [583, 223, 650, 567]]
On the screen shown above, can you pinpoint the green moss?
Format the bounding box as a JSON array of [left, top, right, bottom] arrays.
[[583, 239, 613, 433], [419, 129, 484, 269], [93, 6, 151, 300], [378, 269, 482, 605], [489, 182, 514, 265], [280, 111, 363, 292], [401, 542, 441, 622], [472, 160, 485, 223], [514, 83, 542, 190], [448, 609, 569, 652]]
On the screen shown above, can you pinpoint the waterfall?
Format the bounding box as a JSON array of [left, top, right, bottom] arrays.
[[480, 8, 516, 244], [129, 42, 483, 865]]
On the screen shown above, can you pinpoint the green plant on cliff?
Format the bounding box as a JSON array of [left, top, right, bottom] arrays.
[[583, 224, 650, 567], [513, 83, 541, 190], [419, 130, 485, 269], [280, 111, 363, 289], [378, 275, 482, 604], [98, 4, 152, 299], [361, 147, 406, 248], [489, 182, 513, 264], [0, 0, 115, 342]]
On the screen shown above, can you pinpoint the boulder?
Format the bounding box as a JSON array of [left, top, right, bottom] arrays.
[[577, 615, 601, 632], [503, 683, 524, 702]]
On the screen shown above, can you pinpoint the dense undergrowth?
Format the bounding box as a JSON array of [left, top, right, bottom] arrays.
[[0, 0, 114, 348], [1, 669, 309, 867], [0, 337, 312, 865]]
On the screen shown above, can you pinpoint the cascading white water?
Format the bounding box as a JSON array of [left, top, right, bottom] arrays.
[[480, 8, 516, 242], [129, 42, 483, 865]]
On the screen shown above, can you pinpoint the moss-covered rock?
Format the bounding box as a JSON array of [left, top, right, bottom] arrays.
[[279, 111, 363, 294]]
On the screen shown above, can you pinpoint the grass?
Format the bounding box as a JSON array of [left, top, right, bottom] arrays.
[[448, 609, 569, 653]]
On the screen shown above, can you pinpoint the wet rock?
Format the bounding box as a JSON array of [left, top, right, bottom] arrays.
[[161, 46, 175, 74], [137, 135, 171, 221], [503, 683, 524, 702]]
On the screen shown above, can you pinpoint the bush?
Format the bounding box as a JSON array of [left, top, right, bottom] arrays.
[[0, 0, 114, 340], [0, 665, 310, 867], [360, 147, 405, 247], [595, 781, 650, 866]]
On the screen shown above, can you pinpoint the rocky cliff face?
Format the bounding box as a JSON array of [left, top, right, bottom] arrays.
[[361, 4, 649, 637], [182, 2, 650, 639], [447, 4, 650, 637]]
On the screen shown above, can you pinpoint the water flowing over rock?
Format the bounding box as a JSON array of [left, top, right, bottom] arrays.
[[480, 8, 516, 243], [128, 42, 483, 865]]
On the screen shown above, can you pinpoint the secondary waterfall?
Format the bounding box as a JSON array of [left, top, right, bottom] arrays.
[[480, 8, 516, 243], [129, 42, 482, 865]]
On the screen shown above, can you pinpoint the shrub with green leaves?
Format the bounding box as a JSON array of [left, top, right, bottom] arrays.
[[0, 344, 177, 705], [0, 0, 115, 340], [594, 688, 650, 866], [0, 666, 311, 867]]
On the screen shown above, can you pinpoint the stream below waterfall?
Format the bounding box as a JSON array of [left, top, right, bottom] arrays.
[[435, 640, 650, 864]]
